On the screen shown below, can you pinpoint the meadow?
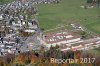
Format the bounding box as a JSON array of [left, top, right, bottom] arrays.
[[0, 0, 13, 4], [37, 0, 100, 34]]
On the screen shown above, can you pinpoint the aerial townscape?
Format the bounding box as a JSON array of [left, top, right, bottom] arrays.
[[0, 0, 100, 66]]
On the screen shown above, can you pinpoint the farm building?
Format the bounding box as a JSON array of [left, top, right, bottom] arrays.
[[44, 31, 81, 48]]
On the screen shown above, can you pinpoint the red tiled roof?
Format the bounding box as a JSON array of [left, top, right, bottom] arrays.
[[44, 31, 80, 44]]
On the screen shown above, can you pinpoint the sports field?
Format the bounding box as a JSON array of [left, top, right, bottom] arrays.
[[37, 0, 100, 34]]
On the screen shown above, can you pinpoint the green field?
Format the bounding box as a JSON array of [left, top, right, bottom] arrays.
[[37, 0, 100, 34], [0, 0, 13, 4]]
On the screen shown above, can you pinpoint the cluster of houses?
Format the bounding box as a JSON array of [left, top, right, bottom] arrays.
[[44, 30, 100, 51], [0, 0, 39, 34], [60, 37, 100, 52], [0, 0, 62, 56], [0, 0, 40, 56], [0, 34, 20, 56], [0, 0, 99, 57], [0, 0, 60, 56], [0, 19, 39, 56]]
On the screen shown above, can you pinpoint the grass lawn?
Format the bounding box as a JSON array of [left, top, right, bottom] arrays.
[[37, 0, 100, 34], [0, 0, 13, 4], [86, 22, 100, 34]]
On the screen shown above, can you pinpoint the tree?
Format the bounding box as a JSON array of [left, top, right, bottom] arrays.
[[97, 0, 100, 8], [87, 0, 93, 3], [3, 53, 15, 65], [0, 58, 5, 66], [15, 38, 20, 44]]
